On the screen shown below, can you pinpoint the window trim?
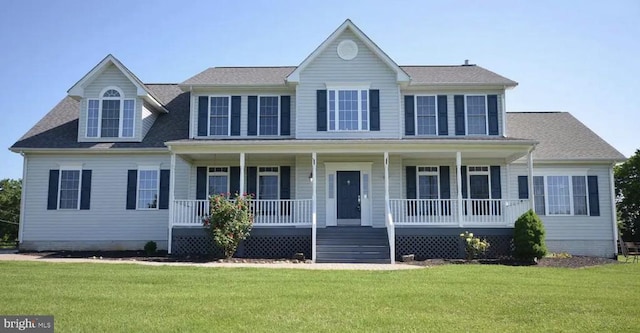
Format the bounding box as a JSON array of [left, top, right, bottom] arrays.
[[416, 166, 440, 199], [414, 95, 439, 136], [207, 166, 230, 197], [257, 95, 280, 136], [58, 167, 82, 210], [467, 165, 492, 199], [326, 85, 370, 132], [206, 95, 232, 136], [536, 173, 590, 216], [87, 86, 136, 138], [464, 94, 488, 136], [136, 167, 160, 210], [257, 166, 280, 200]]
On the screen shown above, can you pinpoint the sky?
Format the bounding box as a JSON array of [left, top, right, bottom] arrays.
[[0, 0, 638, 179]]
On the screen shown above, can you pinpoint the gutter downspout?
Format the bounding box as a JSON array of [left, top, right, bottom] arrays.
[[18, 152, 27, 246], [609, 162, 619, 258]]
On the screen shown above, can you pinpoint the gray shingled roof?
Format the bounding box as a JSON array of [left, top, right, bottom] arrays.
[[507, 112, 625, 161], [180, 65, 516, 86], [11, 85, 189, 150]]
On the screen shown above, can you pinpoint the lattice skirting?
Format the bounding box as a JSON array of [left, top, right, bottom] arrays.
[[172, 227, 311, 259], [395, 228, 514, 260]]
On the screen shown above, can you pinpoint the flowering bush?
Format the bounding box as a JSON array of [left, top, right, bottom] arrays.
[[459, 231, 490, 261], [202, 194, 254, 259]]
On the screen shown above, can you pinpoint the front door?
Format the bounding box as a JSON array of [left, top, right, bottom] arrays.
[[337, 171, 361, 225]]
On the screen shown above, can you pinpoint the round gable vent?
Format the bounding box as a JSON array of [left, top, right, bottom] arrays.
[[337, 39, 358, 60]]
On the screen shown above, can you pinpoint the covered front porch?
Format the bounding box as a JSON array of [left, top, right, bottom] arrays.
[[165, 139, 537, 262]]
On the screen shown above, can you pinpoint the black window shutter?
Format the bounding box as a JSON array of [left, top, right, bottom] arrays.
[[159, 170, 170, 209], [406, 166, 417, 199], [317, 90, 327, 131], [404, 95, 415, 136], [518, 176, 529, 199], [230, 96, 241, 136], [490, 166, 501, 199], [439, 166, 450, 199], [461, 166, 468, 198], [454, 95, 465, 135], [230, 167, 240, 196], [198, 96, 208, 136], [47, 169, 59, 210], [587, 176, 600, 216], [280, 166, 291, 199], [247, 167, 257, 197], [437, 95, 448, 136], [280, 96, 291, 136], [248, 96, 257, 136], [196, 167, 207, 200], [369, 89, 380, 131], [126, 170, 137, 210], [80, 170, 92, 210], [488, 95, 499, 135]]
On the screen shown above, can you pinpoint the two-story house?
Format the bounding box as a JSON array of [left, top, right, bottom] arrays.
[[11, 20, 625, 263]]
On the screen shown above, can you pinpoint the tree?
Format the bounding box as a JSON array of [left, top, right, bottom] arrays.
[[513, 209, 547, 262], [615, 149, 640, 241], [0, 178, 21, 243]]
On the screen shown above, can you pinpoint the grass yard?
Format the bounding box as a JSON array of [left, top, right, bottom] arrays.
[[0, 261, 638, 332]]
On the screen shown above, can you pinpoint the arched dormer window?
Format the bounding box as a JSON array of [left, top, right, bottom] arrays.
[[86, 86, 135, 138]]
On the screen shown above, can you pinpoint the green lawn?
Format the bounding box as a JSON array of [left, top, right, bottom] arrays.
[[1, 261, 638, 332]]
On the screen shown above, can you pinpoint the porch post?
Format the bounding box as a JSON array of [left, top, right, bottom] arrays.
[[239, 153, 245, 196], [384, 152, 395, 264], [312, 152, 317, 263], [527, 149, 534, 210], [456, 152, 463, 227], [168, 152, 176, 254]]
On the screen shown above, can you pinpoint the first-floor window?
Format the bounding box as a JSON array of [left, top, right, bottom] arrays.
[[533, 176, 546, 215], [536, 175, 589, 216], [328, 88, 369, 131], [417, 166, 439, 199], [258, 167, 279, 200], [259, 96, 279, 135], [466, 95, 487, 135], [137, 169, 159, 209], [59, 169, 81, 209], [208, 167, 229, 196], [416, 96, 437, 135]]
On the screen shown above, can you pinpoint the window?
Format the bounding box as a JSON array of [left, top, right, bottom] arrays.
[[86, 87, 135, 138], [328, 88, 369, 131], [137, 169, 159, 209], [258, 167, 279, 199], [415, 96, 437, 135], [209, 96, 230, 136], [59, 169, 81, 209], [533, 176, 546, 215], [417, 166, 439, 199], [208, 167, 229, 196], [259, 96, 279, 135], [466, 95, 487, 135], [535, 175, 590, 216]]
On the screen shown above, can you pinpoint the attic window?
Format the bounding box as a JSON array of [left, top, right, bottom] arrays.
[[86, 86, 135, 138], [103, 89, 121, 98]]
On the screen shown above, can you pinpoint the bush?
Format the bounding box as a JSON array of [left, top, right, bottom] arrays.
[[513, 209, 548, 262], [459, 231, 490, 261], [144, 241, 157, 255], [203, 194, 254, 258]]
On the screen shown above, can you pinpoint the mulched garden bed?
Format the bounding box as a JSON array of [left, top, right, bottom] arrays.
[[402, 256, 619, 268], [21, 251, 311, 264]]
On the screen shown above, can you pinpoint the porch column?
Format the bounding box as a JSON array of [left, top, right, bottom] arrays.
[[168, 152, 176, 254], [239, 153, 245, 196], [384, 152, 395, 264], [527, 149, 534, 210], [456, 152, 463, 227], [312, 152, 317, 263]]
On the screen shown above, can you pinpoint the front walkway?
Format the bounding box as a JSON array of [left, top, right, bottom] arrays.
[[0, 253, 421, 270]]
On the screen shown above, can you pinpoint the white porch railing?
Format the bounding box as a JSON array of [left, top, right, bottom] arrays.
[[390, 199, 530, 226], [172, 199, 313, 227]]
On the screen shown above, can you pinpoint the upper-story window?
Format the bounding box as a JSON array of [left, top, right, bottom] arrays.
[[209, 96, 230, 136], [87, 87, 135, 138], [259, 96, 279, 136], [328, 88, 369, 131], [415, 96, 437, 135], [466, 95, 487, 135]]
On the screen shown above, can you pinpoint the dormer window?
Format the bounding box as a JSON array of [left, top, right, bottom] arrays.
[[86, 86, 135, 138]]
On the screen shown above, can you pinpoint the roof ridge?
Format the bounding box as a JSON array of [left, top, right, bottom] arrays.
[[400, 65, 472, 67], [213, 66, 297, 69], [507, 111, 566, 114]]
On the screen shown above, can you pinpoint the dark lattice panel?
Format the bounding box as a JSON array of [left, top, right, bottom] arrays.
[[482, 235, 513, 259], [396, 234, 514, 260], [172, 234, 223, 257], [241, 236, 311, 259]]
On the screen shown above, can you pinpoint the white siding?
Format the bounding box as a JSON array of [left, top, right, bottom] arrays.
[[141, 102, 157, 138], [174, 155, 190, 200], [296, 28, 400, 139], [22, 153, 170, 250], [508, 163, 615, 256]]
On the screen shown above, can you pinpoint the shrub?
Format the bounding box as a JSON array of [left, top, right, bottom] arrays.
[[513, 209, 548, 262], [203, 194, 254, 259], [459, 231, 490, 261], [144, 241, 157, 255]]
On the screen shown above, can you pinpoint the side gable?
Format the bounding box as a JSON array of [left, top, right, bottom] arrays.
[[287, 19, 410, 83]]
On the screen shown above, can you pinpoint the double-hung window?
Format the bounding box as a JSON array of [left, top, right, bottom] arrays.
[[259, 96, 279, 135], [258, 167, 279, 200], [328, 87, 369, 131], [137, 168, 159, 209], [58, 169, 81, 209], [417, 166, 439, 199], [535, 175, 590, 216], [208, 167, 229, 196], [209, 96, 230, 136], [87, 87, 135, 138], [415, 96, 437, 135], [466, 95, 487, 135]]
